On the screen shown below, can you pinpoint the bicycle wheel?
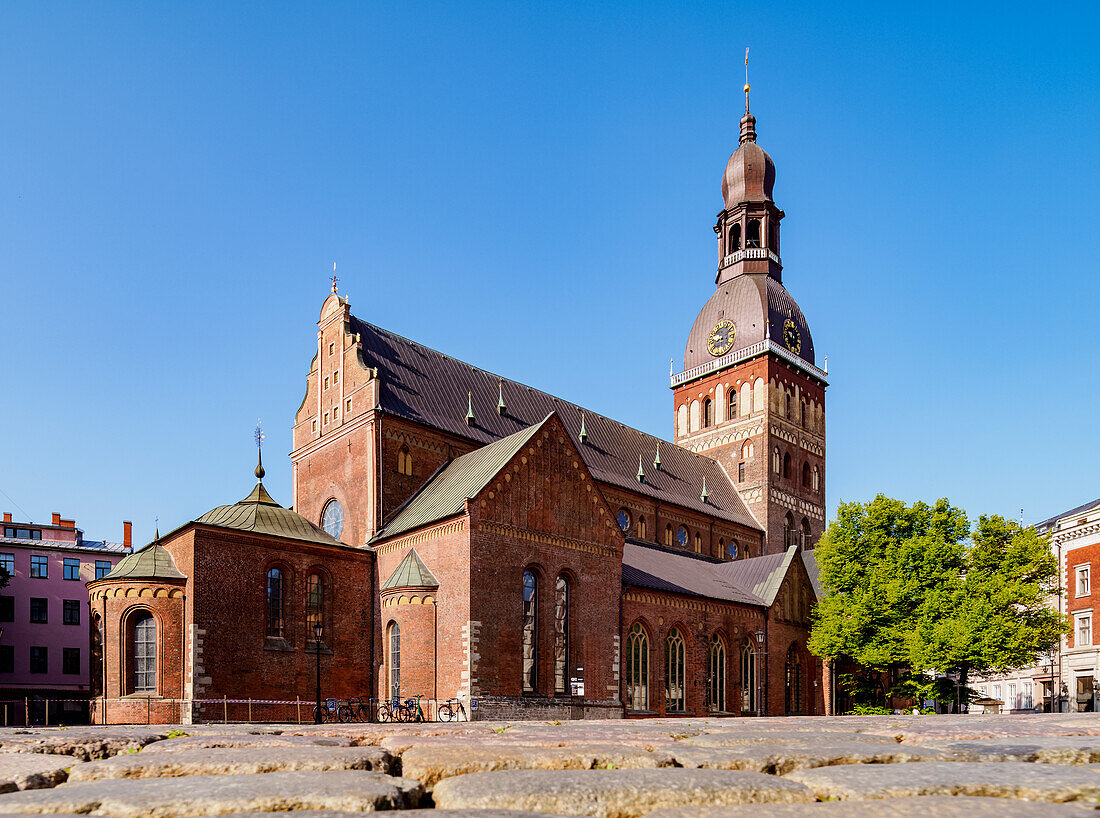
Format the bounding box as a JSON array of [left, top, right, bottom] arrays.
[[378, 704, 392, 723], [311, 705, 325, 723], [337, 705, 354, 723], [438, 703, 454, 722], [356, 704, 371, 723]]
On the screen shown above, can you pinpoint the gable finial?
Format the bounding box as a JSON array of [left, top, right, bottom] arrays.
[[744, 47, 750, 114], [254, 420, 265, 481], [701, 475, 709, 503], [670, 357, 675, 377], [653, 441, 662, 471], [330, 262, 339, 294], [637, 455, 645, 484], [465, 391, 475, 425], [579, 412, 587, 444], [154, 516, 159, 542], [497, 379, 507, 415]]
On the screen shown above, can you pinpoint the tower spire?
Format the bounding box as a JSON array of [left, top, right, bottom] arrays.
[[254, 420, 265, 481], [740, 46, 757, 145]]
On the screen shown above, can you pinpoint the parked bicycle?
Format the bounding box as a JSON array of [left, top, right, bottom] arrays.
[[436, 697, 467, 722], [311, 698, 355, 723], [379, 695, 426, 723]]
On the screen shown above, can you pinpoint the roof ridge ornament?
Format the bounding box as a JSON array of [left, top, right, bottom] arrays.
[[637, 455, 645, 484], [465, 391, 475, 425], [497, 379, 507, 415], [254, 420, 265, 481], [579, 412, 587, 444], [654, 442, 662, 471], [701, 476, 709, 504], [330, 262, 339, 294]]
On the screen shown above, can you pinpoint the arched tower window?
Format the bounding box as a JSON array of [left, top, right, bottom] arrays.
[[773, 447, 781, 475], [802, 461, 811, 489], [786, 393, 792, 418], [742, 440, 754, 459], [812, 466, 820, 492], [321, 499, 343, 539], [522, 570, 538, 693], [626, 623, 649, 711], [715, 384, 725, 422], [728, 390, 737, 420], [677, 405, 688, 437], [801, 517, 812, 550], [266, 568, 285, 638], [388, 621, 400, 699], [689, 400, 701, 432], [306, 573, 325, 640], [133, 612, 156, 693], [397, 445, 413, 476], [554, 575, 570, 694], [753, 378, 765, 411], [782, 452, 791, 480], [708, 634, 727, 712], [784, 512, 796, 549], [665, 628, 686, 712], [728, 223, 742, 253], [800, 398, 807, 427], [703, 398, 713, 428], [741, 639, 757, 713], [770, 222, 780, 253], [746, 218, 761, 248], [740, 382, 752, 416], [785, 643, 803, 714]]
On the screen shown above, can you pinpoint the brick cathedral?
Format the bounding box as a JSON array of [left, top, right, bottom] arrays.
[[91, 96, 828, 722]]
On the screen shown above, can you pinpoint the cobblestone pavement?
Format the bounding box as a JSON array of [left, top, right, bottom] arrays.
[[0, 715, 1097, 816]]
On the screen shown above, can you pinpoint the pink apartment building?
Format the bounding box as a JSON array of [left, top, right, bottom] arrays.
[[0, 511, 131, 724]]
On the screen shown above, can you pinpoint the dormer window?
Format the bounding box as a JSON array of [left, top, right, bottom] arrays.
[[746, 219, 761, 248]]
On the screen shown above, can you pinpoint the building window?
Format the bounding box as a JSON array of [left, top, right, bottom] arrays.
[[627, 622, 649, 711], [728, 391, 737, 419], [708, 635, 727, 712], [332, 405, 339, 420], [729, 541, 739, 559], [0, 645, 12, 673], [785, 643, 803, 714], [306, 573, 324, 639], [812, 466, 820, 492], [133, 613, 156, 692], [30, 597, 47, 624], [0, 595, 13, 623], [397, 446, 413, 476], [346, 398, 352, 413], [522, 570, 538, 693], [321, 499, 344, 539], [62, 647, 80, 675], [694, 532, 702, 553], [742, 440, 754, 459], [773, 448, 781, 475], [1076, 613, 1092, 647], [328, 341, 334, 355], [703, 398, 713, 428], [801, 518, 812, 551], [29, 646, 47, 674], [616, 508, 631, 533], [738, 462, 745, 482], [95, 560, 112, 580], [1076, 565, 1091, 597], [266, 568, 285, 638], [786, 393, 792, 418], [323, 412, 329, 424], [802, 462, 811, 489], [664, 524, 673, 547], [676, 526, 688, 548], [637, 516, 647, 540], [333, 370, 339, 385], [312, 420, 318, 433], [63, 600, 81, 625], [741, 640, 756, 713], [63, 558, 80, 580], [746, 218, 761, 248], [728, 223, 741, 253], [0, 553, 12, 576], [30, 555, 47, 578], [782, 452, 791, 480], [324, 376, 329, 389], [665, 627, 686, 712], [554, 575, 570, 694], [388, 621, 400, 699], [800, 398, 806, 427]]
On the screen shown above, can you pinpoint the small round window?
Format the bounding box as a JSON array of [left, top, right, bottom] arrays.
[[676, 526, 689, 547], [321, 499, 344, 539], [616, 508, 631, 533]]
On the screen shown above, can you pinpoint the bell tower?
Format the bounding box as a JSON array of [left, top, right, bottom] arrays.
[[671, 78, 827, 556]]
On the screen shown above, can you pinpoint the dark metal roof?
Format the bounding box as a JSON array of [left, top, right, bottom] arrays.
[[194, 481, 342, 547], [622, 541, 766, 606], [98, 542, 185, 582], [713, 546, 797, 607], [353, 316, 761, 531], [381, 548, 439, 590], [372, 419, 549, 542], [1035, 497, 1100, 532]]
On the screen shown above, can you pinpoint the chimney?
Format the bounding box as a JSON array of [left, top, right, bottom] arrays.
[[2, 513, 10, 523], [52, 512, 61, 526], [123, 521, 132, 551]]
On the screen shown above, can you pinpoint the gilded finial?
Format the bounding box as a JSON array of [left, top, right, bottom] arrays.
[[654, 441, 662, 471], [254, 421, 265, 480], [739, 47, 757, 145], [579, 412, 587, 444], [637, 455, 645, 484], [330, 262, 339, 294], [744, 47, 750, 113], [465, 391, 475, 425], [497, 380, 507, 415]]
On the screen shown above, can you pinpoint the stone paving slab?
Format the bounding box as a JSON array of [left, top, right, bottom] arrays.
[[224, 812, 575, 818], [432, 769, 813, 817], [919, 736, 1100, 764], [401, 744, 677, 787], [661, 740, 958, 774], [785, 760, 1100, 802], [643, 795, 1096, 817], [66, 746, 394, 780], [684, 731, 899, 747], [0, 730, 168, 761], [0, 754, 76, 792], [0, 770, 423, 816], [141, 733, 356, 752]]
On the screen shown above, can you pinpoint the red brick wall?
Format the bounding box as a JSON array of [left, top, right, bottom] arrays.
[[379, 589, 437, 700], [1066, 542, 1099, 648]]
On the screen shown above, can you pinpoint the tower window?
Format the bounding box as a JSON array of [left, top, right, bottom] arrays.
[[783, 452, 791, 480], [786, 393, 792, 418], [770, 222, 780, 253], [328, 342, 334, 355], [728, 391, 737, 419], [738, 462, 745, 482], [703, 398, 713, 428], [746, 219, 761, 248], [728, 224, 742, 253], [802, 462, 811, 489], [522, 570, 538, 693], [812, 466, 820, 492], [773, 447, 781, 475], [800, 399, 806, 427], [742, 440, 754, 459], [694, 532, 702, 553], [333, 370, 339, 385]]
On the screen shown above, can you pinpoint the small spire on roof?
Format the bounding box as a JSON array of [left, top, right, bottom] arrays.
[[465, 391, 475, 425], [637, 455, 645, 484], [579, 412, 587, 444], [740, 46, 757, 145], [497, 379, 507, 415], [254, 420, 265, 481], [154, 516, 159, 542], [330, 262, 339, 294], [701, 476, 709, 504], [653, 442, 662, 471], [670, 357, 675, 377]]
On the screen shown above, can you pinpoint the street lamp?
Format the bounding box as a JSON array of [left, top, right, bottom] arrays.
[[313, 622, 324, 724], [754, 629, 765, 718]]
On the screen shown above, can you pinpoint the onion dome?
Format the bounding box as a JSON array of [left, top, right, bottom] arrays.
[[721, 110, 775, 208]]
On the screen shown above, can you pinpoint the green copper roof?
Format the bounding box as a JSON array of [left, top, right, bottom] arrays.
[[381, 548, 439, 590], [195, 481, 342, 547], [372, 415, 551, 542], [101, 542, 186, 582]]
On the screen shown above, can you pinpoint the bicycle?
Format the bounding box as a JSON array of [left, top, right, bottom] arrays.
[[312, 698, 351, 723], [396, 695, 425, 723], [437, 698, 467, 722]]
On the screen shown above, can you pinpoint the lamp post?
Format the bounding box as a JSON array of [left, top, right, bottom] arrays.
[[754, 629, 765, 717], [313, 622, 324, 724]]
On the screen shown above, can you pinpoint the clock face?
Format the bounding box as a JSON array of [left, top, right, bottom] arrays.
[[707, 319, 736, 357], [783, 319, 801, 354]]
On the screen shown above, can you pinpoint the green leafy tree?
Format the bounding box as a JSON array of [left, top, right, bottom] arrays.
[[810, 496, 1066, 706]]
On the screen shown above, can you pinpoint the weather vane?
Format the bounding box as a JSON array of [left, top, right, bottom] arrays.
[[254, 419, 264, 450], [744, 46, 750, 110], [254, 420, 266, 480], [330, 262, 339, 294]]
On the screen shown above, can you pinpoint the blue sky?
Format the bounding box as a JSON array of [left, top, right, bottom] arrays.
[[1, 2, 1097, 546]]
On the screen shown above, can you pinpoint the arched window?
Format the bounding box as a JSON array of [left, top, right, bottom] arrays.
[[133, 612, 156, 693], [740, 382, 751, 416], [729, 541, 739, 559], [800, 399, 806, 427], [741, 639, 757, 713], [812, 466, 820, 492], [388, 621, 400, 699], [746, 218, 761, 248], [728, 223, 742, 253], [801, 518, 812, 550], [397, 445, 413, 476], [554, 575, 570, 694], [753, 378, 765, 411], [626, 623, 649, 711], [689, 400, 701, 432], [522, 570, 538, 693], [664, 524, 673, 547], [773, 447, 782, 475], [802, 462, 811, 488], [703, 398, 713, 428], [638, 516, 647, 540], [718, 537, 724, 558], [676, 526, 688, 548], [770, 222, 780, 253], [785, 643, 803, 714], [727, 390, 737, 420], [694, 532, 702, 553], [738, 462, 745, 482], [715, 384, 725, 423], [306, 573, 324, 638], [742, 440, 754, 459], [677, 405, 688, 437], [266, 568, 285, 638], [786, 393, 792, 418], [784, 512, 796, 549], [708, 635, 726, 712], [665, 628, 686, 712], [782, 452, 791, 480], [321, 499, 343, 539]]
